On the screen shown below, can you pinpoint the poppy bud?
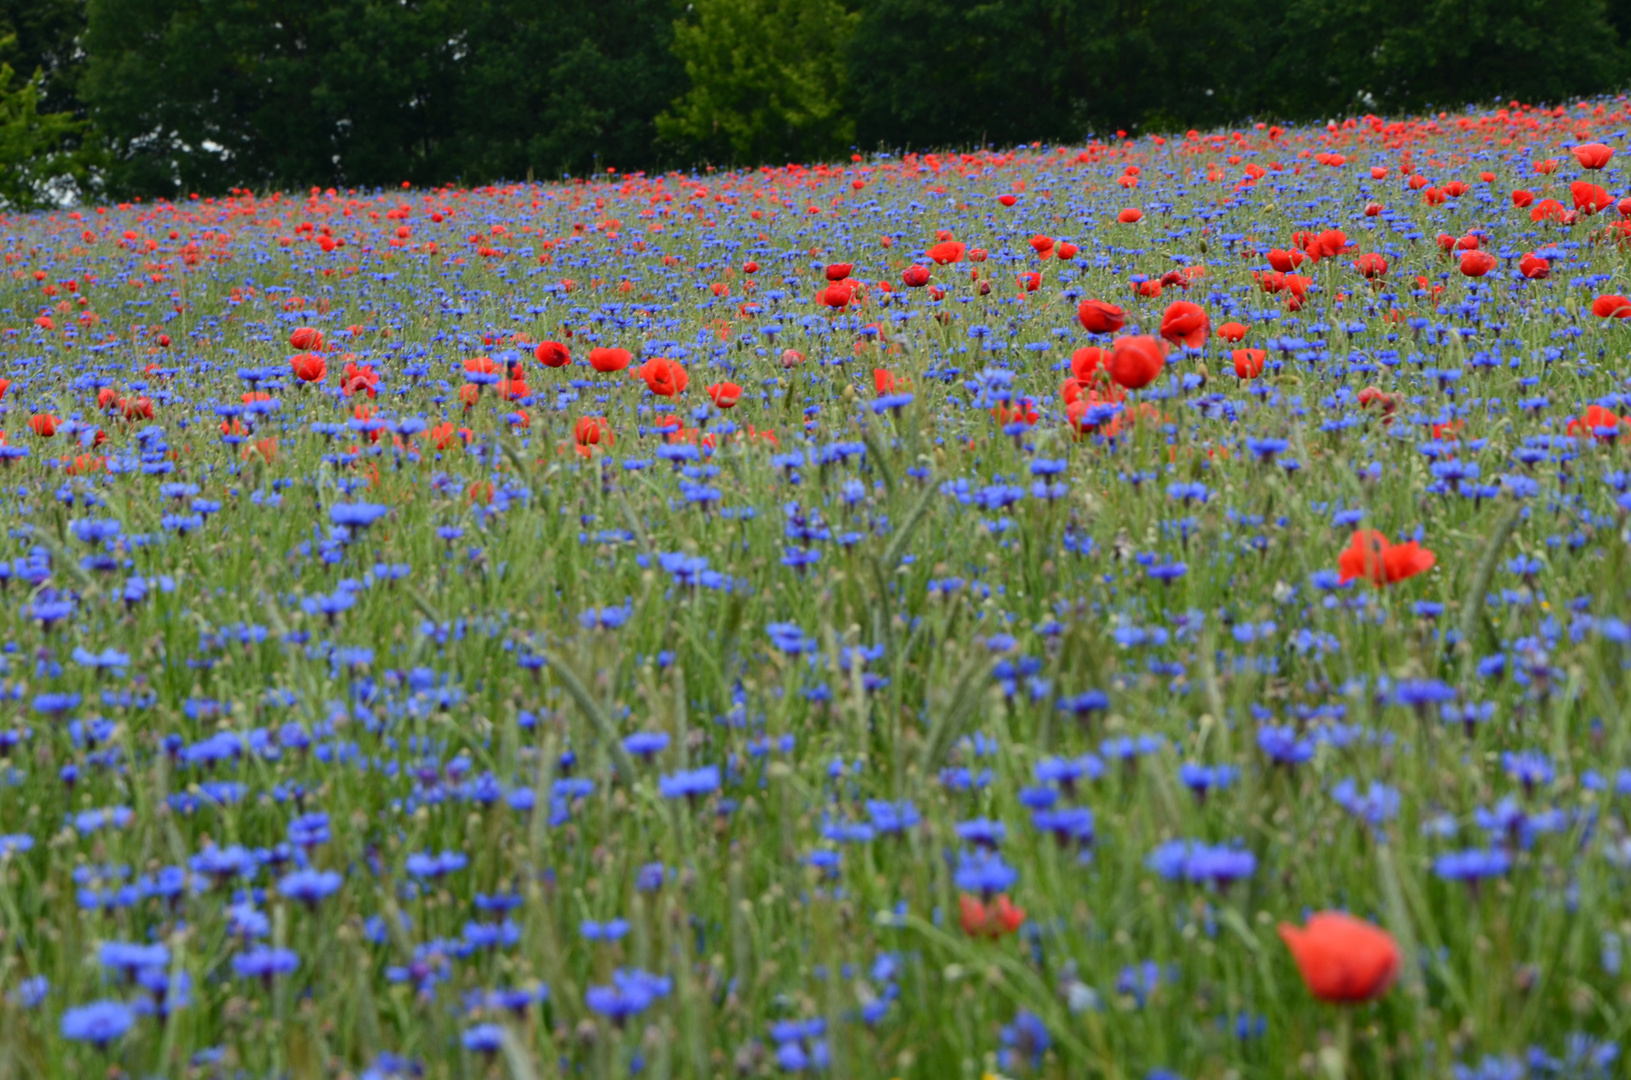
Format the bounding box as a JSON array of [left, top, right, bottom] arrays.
[[901, 265, 931, 288]]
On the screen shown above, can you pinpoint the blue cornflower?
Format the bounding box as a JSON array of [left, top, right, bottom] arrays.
[[659, 765, 720, 799], [277, 868, 343, 906], [60, 1000, 136, 1046]]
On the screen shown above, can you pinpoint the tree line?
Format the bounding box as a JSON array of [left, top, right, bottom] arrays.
[[0, 0, 1625, 203]]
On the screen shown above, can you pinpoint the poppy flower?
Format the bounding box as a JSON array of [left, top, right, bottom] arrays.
[[821, 281, 859, 310], [958, 893, 1025, 938], [1511, 189, 1534, 208], [1056, 242, 1078, 260], [998, 194, 1018, 207], [1158, 301, 1209, 348], [1337, 530, 1436, 586], [873, 368, 903, 395], [1592, 294, 1631, 319], [824, 263, 853, 282], [1352, 253, 1388, 279], [641, 358, 688, 397], [1278, 912, 1399, 1004], [1458, 250, 1496, 277], [1028, 235, 1054, 257], [1267, 249, 1305, 273], [1369, 166, 1388, 180], [1116, 208, 1143, 224], [1572, 143, 1614, 170], [1017, 272, 1041, 293], [1567, 403, 1621, 439], [1107, 335, 1165, 390], [1217, 321, 1248, 343], [928, 240, 966, 265], [535, 341, 571, 368], [1572, 181, 1612, 215], [291, 353, 327, 382], [706, 381, 742, 408], [901, 265, 931, 288], [1077, 300, 1125, 334], [1232, 349, 1266, 378], [1070, 346, 1106, 382], [1518, 253, 1550, 279], [289, 327, 324, 351], [29, 413, 57, 438], [1529, 198, 1569, 223], [589, 347, 631, 373], [991, 398, 1039, 426], [574, 416, 613, 454]]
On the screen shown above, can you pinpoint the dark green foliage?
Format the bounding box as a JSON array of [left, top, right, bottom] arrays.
[[21, 0, 1631, 194]]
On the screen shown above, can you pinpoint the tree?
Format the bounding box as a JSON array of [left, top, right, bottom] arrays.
[[0, 46, 88, 208], [450, 0, 686, 180], [658, 0, 857, 165]]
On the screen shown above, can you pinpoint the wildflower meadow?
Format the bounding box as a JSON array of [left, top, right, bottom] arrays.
[[3, 99, 1631, 1080]]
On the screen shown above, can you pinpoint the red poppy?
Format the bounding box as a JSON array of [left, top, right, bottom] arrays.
[[958, 893, 1025, 938], [991, 397, 1039, 426], [1107, 335, 1165, 390], [1511, 189, 1535, 208], [574, 417, 613, 454], [1017, 272, 1041, 293], [289, 326, 324, 351], [1077, 300, 1125, 334], [589, 347, 631, 373], [1567, 403, 1621, 439], [707, 381, 742, 408], [291, 353, 326, 383], [1592, 294, 1631, 319], [1306, 229, 1349, 260], [1267, 248, 1305, 273], [641, 358, 689, 397], [1232, 348, 1267, 379], [1352, 253, 1388, 279], [1056, 242, 1078, 260], [1159, 301, 1209, 348], [780, 349, 804, 369], [873, 368, 903, 395], [535, 341, 571, 368], [821, 280, 860, 310], [901, 264, 931, 288], [1070, 346, 1106, 382], [1518, 253, 1551, 279], [1458, 250, 1496, 277], [1278, 912, 1399, 1004], [825, 263, 853, 282], [928, 240, 966, 265], [1530, 198, 1570, 223], [1572, 143, 1615, 170], [1337, 530, 1436, 586], [1217, 321, 1248, 343], [28, 413, 57, 438], [1572, 181, 1612, 215], [1116, 208, 1143, 224]]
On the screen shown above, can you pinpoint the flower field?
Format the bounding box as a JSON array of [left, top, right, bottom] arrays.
[[4, 98, 1631, 1080]]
